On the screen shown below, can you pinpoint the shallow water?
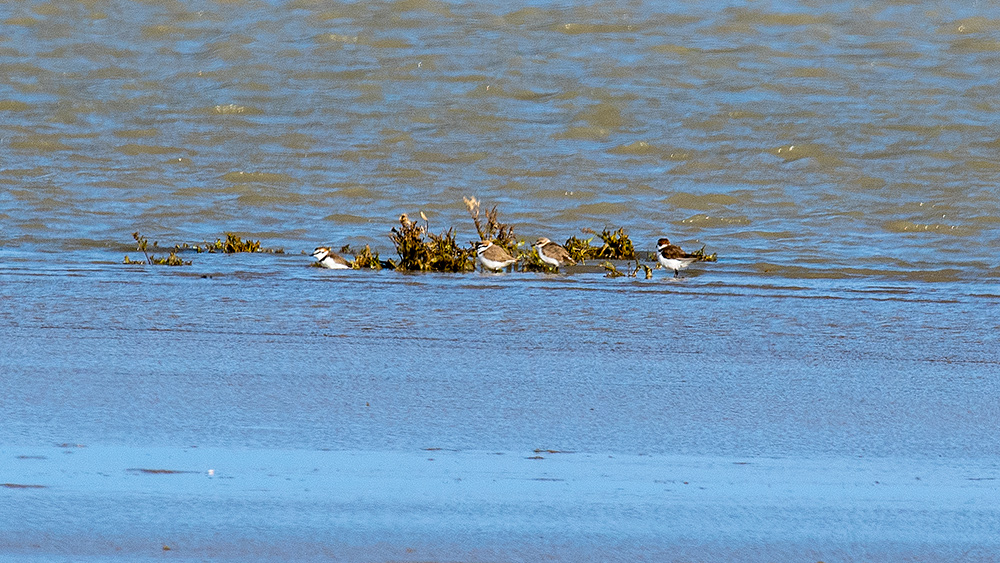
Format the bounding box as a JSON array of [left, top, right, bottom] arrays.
[[3, 0, 1000, 560], [4, 446, 1000, 561], [3, 263, 1000, 456]]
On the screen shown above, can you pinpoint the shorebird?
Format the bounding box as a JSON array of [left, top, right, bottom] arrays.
[[656, 238, 698, 278], [312, 246, 352, 269], [475, 240, 517, 272], [533, 237, 576, 271]]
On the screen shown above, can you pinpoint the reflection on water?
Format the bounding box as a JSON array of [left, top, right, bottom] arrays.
[[2, 1, 1000, 283]]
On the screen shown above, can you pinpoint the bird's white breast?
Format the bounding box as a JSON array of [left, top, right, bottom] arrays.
[[537, 245, 560, 267], [320, 256, 350, 269]]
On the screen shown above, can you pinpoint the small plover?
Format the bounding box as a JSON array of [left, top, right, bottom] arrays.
[[656, 238, 698, 278], [475, 240, 517, 272], [312, 246, 352, 269], [533, 237, 576, 270]]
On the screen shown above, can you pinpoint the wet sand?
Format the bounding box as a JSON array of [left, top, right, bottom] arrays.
[[3, 445, 1000, 562], [3, 260, 1000, 560]]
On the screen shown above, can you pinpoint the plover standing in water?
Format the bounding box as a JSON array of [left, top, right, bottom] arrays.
[[312, 246, 352, 269], [533, 237, 576, 271], [475, 240, 517, 272], [656, 238, 698, 278]]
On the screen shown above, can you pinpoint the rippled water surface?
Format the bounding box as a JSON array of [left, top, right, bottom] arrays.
[[3, 0, 1000, 279], [4, 1, 1000, 560]]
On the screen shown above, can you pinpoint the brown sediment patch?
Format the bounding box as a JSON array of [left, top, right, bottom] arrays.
[[221, 170, 296, 183], [0, 100, 31, 111], [2, 483, 46, 489], [117, 144, 194, 156], [552, 125, 610, 140], [667, 192, 741, 209], [10, 135, 72, 151], [127, 468, 198, 475], [608, 140, 661, 156], [411, 150, 487, 164], [552, 22, 640, 34], [113, 128, 158, 138]]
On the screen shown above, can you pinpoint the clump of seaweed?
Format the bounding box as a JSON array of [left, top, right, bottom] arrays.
[[198, 233, 282, 253], [389, 213, 475, 272], [602, 258, 653, 279], [551, 228, 638, 262], [586, 227, 636, 260], [123, 232, 191, 266], [562, 234, 595, 264], [388, 213, 429, 270], [519, 245, 552, 273], [464, 197, 518, 256], [340, 244, 383, 270], [603, 262, 625, 278], [689, 245, 718, 262]]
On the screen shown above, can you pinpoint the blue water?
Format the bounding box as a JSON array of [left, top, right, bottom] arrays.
[[4, 0, 1000, 559]]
